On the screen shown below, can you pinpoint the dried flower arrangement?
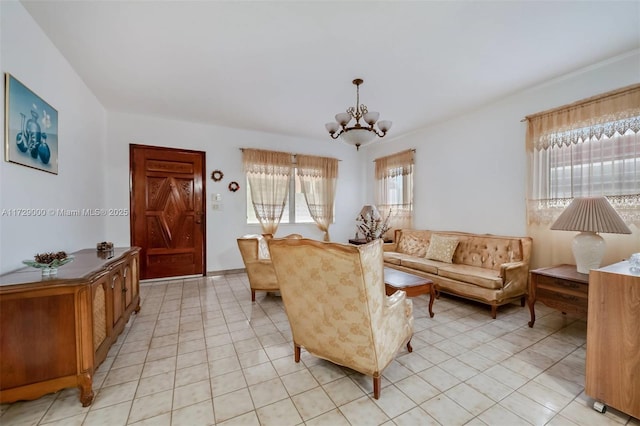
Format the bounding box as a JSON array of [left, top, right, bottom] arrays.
[[34, 251, 68, 264], [357, 208, 392, 242]]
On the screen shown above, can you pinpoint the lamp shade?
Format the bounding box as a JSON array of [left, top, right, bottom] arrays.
[[550, 197, 631, 274], [550, 197, 631, 234], [357, 205, 381, 220]]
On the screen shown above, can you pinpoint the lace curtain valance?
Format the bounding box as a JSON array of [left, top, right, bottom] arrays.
[[526, 83, 640, 152], [374, 149, 414, 179]]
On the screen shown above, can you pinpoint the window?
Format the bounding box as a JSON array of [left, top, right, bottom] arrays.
[[246, 170, 314, 224], [374, 149, 415, 233], [526, 84, 640, 225]]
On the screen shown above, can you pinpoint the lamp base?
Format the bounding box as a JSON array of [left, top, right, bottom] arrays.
[[572, 231, 605, 274]]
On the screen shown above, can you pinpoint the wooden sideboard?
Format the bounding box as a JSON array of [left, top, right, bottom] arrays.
[[586, 261, 640, 418], [0, 247, 140, 406]]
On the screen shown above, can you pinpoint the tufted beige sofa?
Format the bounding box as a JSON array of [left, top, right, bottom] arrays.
[[384, 229, 532, 318]]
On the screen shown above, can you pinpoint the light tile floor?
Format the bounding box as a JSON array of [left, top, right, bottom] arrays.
[[2, 273, 639, 426]]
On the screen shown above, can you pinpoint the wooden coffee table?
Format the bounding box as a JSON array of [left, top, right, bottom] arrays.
[[384, 267, 435, 318]]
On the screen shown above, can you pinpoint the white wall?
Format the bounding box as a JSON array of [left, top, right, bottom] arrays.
[[2, 0, 637, 275], [105, 112, 363, 272], [365, 50, 640, 268], [0, 1, 108, 274]]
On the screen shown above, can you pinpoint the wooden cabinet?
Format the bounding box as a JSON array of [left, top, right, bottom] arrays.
[[0, 247, 140, 406], [586, 261, 640, 419], [527, 264, 589, 327]]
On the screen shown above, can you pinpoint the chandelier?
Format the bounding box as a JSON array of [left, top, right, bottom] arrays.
[[325, 78, 392, 150]]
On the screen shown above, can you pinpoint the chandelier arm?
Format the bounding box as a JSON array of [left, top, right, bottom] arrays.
[[329, 131, 342, 140], [359, 104, 368, 117]]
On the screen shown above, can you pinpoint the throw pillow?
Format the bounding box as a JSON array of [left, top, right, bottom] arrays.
[[425, 235, 459, 263], [397, 233, 428, 257]]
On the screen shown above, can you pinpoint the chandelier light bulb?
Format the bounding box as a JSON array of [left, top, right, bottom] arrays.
[[378, 120, 392, 133], [325, 122, 339, 134], [335, 112, 352, 126], [363, 111, 379, 125]]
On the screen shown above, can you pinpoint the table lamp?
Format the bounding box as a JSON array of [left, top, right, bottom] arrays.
[[357, 205, 381, 221], [550, 197, 631, 274]]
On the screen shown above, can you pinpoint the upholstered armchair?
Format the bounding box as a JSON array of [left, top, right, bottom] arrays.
[[237, 233, 304, 301], [268, 238, 414, 399], [237, 234, 278, 301]]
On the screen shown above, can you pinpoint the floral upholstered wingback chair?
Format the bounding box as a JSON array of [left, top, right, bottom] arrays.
[[268, 238, 414, 399], [237, 233, 304, 301]]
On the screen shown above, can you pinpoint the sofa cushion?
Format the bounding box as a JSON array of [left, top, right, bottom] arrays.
[[397, 233, 428, 257], [383, 251, 404, 265], [400, 257, 440, 274], [452, 234, 524, 271], [425, 235, 459, 263], [437, 264, 503, 290]]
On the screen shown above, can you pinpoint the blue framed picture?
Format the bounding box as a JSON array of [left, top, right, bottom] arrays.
[[4, 73, 58, 174]]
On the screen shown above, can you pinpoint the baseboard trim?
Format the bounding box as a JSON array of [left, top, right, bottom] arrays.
[[140, 269, 246, 284], [207, 268, 246, 276]]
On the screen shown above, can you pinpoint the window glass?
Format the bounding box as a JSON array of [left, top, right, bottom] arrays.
[[547, 130, 639, 198]]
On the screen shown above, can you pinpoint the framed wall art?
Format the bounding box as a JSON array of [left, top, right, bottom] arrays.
[[4, 73, 59, 174]]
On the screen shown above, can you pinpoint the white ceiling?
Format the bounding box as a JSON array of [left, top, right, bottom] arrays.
[[21, 1, 640, 142]]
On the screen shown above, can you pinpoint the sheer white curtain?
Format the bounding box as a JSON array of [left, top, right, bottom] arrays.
[[296, 155, 338, 241], [243, 149, 292, 235], [374, 149, 414, 237]]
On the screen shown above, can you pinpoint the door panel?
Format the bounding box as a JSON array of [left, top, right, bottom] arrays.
[[130, 145, 206, 279]]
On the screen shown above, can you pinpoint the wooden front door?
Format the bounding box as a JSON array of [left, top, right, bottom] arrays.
[[130, 144, 206, 279]]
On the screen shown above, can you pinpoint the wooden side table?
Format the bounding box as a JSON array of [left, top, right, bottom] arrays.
[[528, 264, 589, 327], [349, 238, 392, 245]]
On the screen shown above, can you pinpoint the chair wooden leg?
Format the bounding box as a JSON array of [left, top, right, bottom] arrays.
[[491, 304, 497, 319], [294, 344, 300, 363], [251, 290, 256, 302], [373, 376, 381, 399], [520, 296, 526, 307], [406, 339, 413, 353]]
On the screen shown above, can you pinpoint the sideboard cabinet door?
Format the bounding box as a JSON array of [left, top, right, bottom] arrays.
[[92, 272, 111, 365], [586, 261, 640, 419]]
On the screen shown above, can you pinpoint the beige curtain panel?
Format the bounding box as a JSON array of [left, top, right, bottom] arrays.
[[243, 149, 293, 235], [296, 154, 338, 241], [375, 149, 415, 233]]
